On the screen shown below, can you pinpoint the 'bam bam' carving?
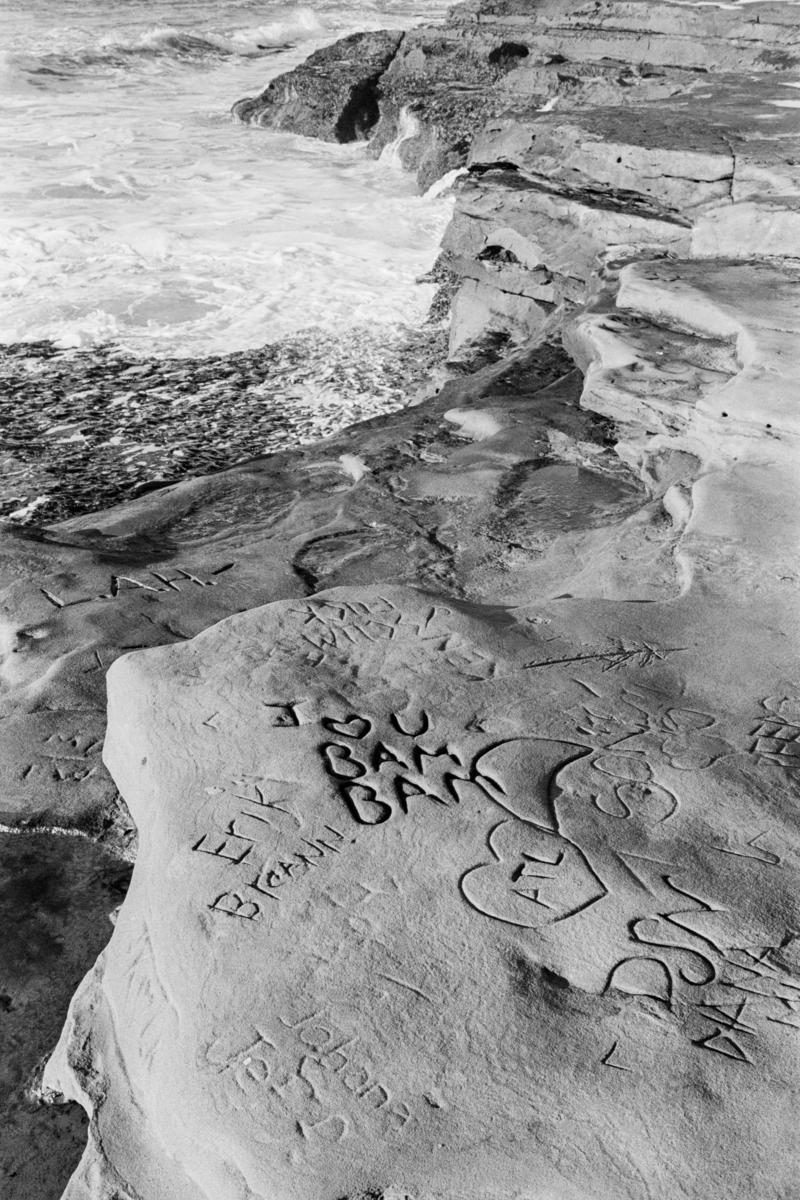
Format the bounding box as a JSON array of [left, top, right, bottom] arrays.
[[322, 715, 602, 930], [320, 709, 474, 826]]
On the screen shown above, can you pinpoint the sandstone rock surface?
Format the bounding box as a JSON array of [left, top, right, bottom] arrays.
[[445, 70, 800, 355], [0, 337, 649, 1195], [45, 497, 800, 1198], [4, 0, 799, 1196], [234, 0, 800, 361], [40, 242, 800, 1200]]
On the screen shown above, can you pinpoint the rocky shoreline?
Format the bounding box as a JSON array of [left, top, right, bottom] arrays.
[[3, 1, 800, 1198]]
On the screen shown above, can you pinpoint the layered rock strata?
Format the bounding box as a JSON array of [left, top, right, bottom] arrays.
[[236, 0, 800, 357], [4, 1, 798, 1198], [236, 0, 800, 186], [445, 73, 800, 353]]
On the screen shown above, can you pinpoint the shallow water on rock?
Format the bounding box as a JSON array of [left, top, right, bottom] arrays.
[[0, 325, 446, 522]]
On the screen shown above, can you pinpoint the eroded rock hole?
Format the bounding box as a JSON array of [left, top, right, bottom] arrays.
[[489, 41, 530, 69], [477, 244, 522, 265], [334, 75, 384, 142]]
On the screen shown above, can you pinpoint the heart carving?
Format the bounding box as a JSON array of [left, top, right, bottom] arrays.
[[322, 714, 372, 740]]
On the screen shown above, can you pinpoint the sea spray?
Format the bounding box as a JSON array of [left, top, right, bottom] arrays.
[[379, 105, 422, 170]]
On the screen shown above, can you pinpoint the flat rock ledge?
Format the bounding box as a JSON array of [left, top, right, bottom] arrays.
[[46, 515, 800, 1199], [234, 0, 800, 361], [15, 0, 800, 1197], [42, 255, 800, 1198]]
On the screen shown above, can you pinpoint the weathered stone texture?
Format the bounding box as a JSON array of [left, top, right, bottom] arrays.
[[232, 30, 403, 141], [9, 3, 800, 1198]]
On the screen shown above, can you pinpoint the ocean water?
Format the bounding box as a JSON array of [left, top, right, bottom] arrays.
[[0, 0, 454, 357]]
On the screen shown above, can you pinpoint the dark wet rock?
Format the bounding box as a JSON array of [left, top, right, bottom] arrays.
[[232, 30, 403, 140], [0, 325, 445, 525], [0, 832, 132, 1200]]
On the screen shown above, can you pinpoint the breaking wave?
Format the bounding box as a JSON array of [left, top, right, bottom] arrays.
[[1, 0, 455, 359], [12, 7, 327, 77]]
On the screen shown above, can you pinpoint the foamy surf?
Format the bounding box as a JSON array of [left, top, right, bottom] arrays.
[[1, 0, 455, 357], [8, 8, 330, 78]]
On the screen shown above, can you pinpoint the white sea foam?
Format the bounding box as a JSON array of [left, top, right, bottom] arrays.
[[444, 408, 503, 442], [1, 0, 454, 357], [424, 167, 468, 200], [379, 105, 421, 169]]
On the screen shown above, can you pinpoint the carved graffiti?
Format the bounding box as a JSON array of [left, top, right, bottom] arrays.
[[524, 642, 686, 673], [569, 682, 732, 769], [213, 1010, 414, 1141], [290, 596, 452, 658], [319, 708, 475, 825], [692, 998, 756, 1064], [20, 729, 104, 784], [206, 826, 351, 921], [589, 753, 679, 823], [184, 671, 796, 1074], [460, 819, 606, 928], [40, 562, 234, 610], [290, 598, 496, 679], [750, 695, 800, 771], [601, 1040, 633, 1072], [117, 921, 177, 1074]]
